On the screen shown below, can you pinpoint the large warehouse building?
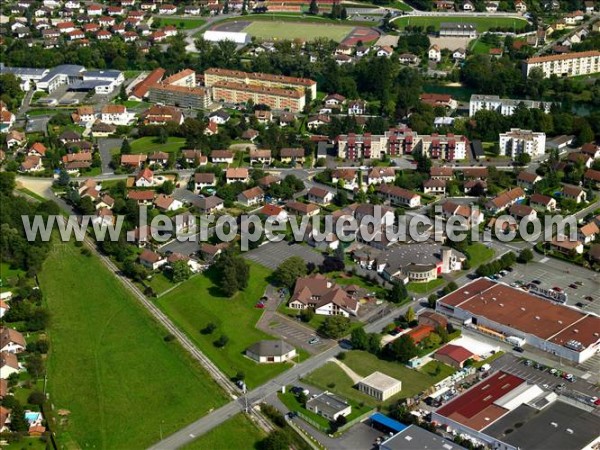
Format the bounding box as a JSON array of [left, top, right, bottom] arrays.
[[436, 278, 600, 363]]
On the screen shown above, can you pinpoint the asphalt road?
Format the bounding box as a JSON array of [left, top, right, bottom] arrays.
[[97, 137, 123, 175]]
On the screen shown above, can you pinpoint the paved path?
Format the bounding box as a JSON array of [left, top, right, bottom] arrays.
[[330, 358, 363, 384], [97, 137, 123, 175]]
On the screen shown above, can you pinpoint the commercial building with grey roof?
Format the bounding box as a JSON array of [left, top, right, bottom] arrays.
[[380, 425, 467, 450]]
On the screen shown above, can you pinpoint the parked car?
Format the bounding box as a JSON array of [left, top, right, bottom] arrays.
[[552, 286, 563, 292], [569, 284, 578, 289], [513, 346, 524, 353], [585, 296, 594, 301], [576, 302, 584, 308], [255, 302, 265, 309], [308, 337, 320, 345], [531, 279, 541, 285]]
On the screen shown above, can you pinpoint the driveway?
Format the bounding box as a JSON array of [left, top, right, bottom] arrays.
[[243, 241, 325, 270], [97, 138, 122, 174]]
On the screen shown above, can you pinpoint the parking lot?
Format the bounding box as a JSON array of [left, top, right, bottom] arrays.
[[498, 257, 600, 315], [265, 313, 334, 355], [244, 241, 325, 270], [491, 353, 600, 402]]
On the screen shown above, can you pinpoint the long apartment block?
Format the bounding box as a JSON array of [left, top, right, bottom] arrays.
[[336, 127, 468, 161], [523, 50, 600, 78]]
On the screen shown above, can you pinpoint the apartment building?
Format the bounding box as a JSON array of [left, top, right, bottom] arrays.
[[211, 81, 306, 112], [523, 50, 600, 78], [469, 94, 553, 116], [499, 128, 546, 159], [336, 127, 467, 161], [204, 68, 317, 99], [147, 68, 211, 109]]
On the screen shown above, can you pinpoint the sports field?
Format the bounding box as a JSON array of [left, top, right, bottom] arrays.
[[42, 242, 228, 449], [392, 16, 528, 32], [243, 21, 354, 42]]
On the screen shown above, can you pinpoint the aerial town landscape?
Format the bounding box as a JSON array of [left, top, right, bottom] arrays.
[[0, 0, 599, 448]]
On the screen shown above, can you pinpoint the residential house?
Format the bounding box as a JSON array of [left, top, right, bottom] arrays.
[[96, 194, 115, 210], [332, 169, 358, 190], [1, 352, 19, 379], [245, 340, 296, 364], [121, 154, 147, 168], [257, 175, 281, 189], [324, 93, 346, 107], [237, 186, 264, 206], [20, 155, 43, 172], [0, 328, 26, 353], [154, 194, 183, 212], [135, 167, 154, 187], [581, 143, 600, 159], [377, 184, 421, 208], [288, 274, 360, 317], [259, 204, 288, 222], [368, 167, 396, 185], [100, 104, 130, 125], [208, 110, 230, 125], [441, 201, 484, 228], [254, 110, 272, 124], [452, 48, 467, 60], [92, 208, 114, 227], [148, 151, 170, 167], [463, 0, 475, 10], [376, 46, 394, 58], [430, 167, 454, 180], [567, 152, 592, 168], [195, 195, 224, 214], [428, 45, 441, 62], [307, 114, 331, 130], [140, 105, 183, 125], [225, 168, 249, 184], [562, 184, 587, 203], [280, 148, 305, 164], [434, 344, 474, 369], [461, 167, 488, 180], [182, 150, 206, 166], [509, 204, 537, 221], [347, 100, 367, 115], [249, 149, 272, 165], [6, 130, 26, 148], [193, 172, 216, 192], [28, 142, 47, 157], [584, 169, 600, 188], [127, 189, 155, 205], [530, 193, 557, 211], [578, 221, 599, 244], [423, 179, 447, 195], [550, 238, 583, 255], [485, 187, 525, 213], [398, 53, 419, 65], [515, 0, 527, 12], [516, 171, 542, 190], [308, 187, 334, 205], [210, 150, 234, 164], [139, 249, 167, 270], [286, 201, 320, 217]]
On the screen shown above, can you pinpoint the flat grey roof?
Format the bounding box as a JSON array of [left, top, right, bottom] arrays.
[[358, 371, 401, 391], [484, 401, 600, 450], [381, 425, 466, 450], [440, 22, 476, 30], [0, 64, 47, 77], [83, 70, 122, 79], [306, 392, 349, 416]]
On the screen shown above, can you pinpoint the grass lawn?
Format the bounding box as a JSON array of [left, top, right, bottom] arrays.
[[158, 18, 206, 29], [129, 136, 186, 154], [41, 241, 228, 449], [304, 351, 456, 406], [147, 271, 177, 296], [182, 413, 265, 450], [243, 21, 353, 42], [465, 243, 495, 267], [407, 278, 445, 294], [1, 262, 25, 286], [392, 16, 527, 32], [473, 350, 505, 368], [468, 38, 494, 55], [156, 262, 294, 387], [28, 108, 75, 116], [4, 438, 47, 450]]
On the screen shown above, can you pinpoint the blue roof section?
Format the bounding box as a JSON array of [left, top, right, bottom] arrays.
[[370, 413, 407, 433]]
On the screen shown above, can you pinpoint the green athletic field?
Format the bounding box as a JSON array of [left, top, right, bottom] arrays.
[[392, 15, 528, 32], [243, 21, 354, 42]]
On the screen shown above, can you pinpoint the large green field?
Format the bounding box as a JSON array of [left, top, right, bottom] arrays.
[[158, 17, 206, 29], [157, 263, 293, 387], [130, 136, 186, 154], [243, 21, 354, 42], [183, 413, 265, 450], [41, 242, 228, 449], [392, 15, 528, 32]]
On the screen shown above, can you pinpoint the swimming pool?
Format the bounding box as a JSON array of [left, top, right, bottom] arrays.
[[24, 411, 42, 424]]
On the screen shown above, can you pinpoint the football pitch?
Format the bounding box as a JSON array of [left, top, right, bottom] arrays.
[[392, 15, 528, 32], [243, 21, 354, 42]]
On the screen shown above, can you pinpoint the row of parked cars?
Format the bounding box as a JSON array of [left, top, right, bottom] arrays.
[[523, 359, 575, 382]]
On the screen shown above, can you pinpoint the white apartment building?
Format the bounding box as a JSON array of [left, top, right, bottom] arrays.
[[469, 94, 553, 117], [523, 50, 600, 78], [499, 128, 546, 159]]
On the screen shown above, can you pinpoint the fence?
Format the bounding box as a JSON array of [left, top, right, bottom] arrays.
[[297, 411, 328, 433], [336, 408, 375, 434]]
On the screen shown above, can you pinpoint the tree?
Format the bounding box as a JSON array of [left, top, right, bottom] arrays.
[[119, 83, 127, 102], [334, 244, 345, 263], [259, 430, 290, 450], [9, 401, 28, 432], [518, 248, 534, 263], [159, 180, 175, 195], [299, 308, 314, 323], [388, 281, 408, 304], [405, 306, 415, 323], [423, 332, 442, 349], [385, 335, 418, 363], [309, 0, 319, 14], [273, 256, 307, 288], [214, 334, 229, 348], [366, 332, 381, 354], [121, 138, 131, 154], [516, 152, 531, 166], [26, 353, 45, 380], [318, 316, 350, 339], [350, 326, 369, 350], [0, 172, 16, 195], [340, 6, 348, 19], [427, 294, 437, 309], [213, 251, 250, 296], [201, 322, 217, 334], [158, 127, 168, 144], [171, 260, 192, 282], [57, 169, 70, 187]]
